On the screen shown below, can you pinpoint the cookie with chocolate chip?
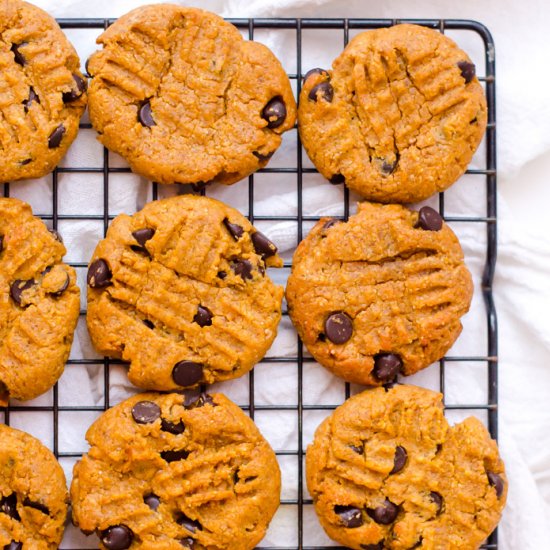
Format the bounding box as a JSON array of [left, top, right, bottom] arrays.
[[86, 4, 296, 186], [0, 424, 68, 549], [0, 198, 79, 403], [0, 0, 87, 183], [285, 202, 473, 386], [71, 391, 281, 550], [86, 194, 283, 390], [298, 24, 487, 203], [306, 385, 507, 549]]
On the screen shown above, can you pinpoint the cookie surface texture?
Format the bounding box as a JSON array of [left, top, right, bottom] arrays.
[[0, 424, 68, 549], [71, 391, 281, 550], [306, 385, 507, 549], [0, 198, 80, 403], [0, 0, 87, 182], [298, 24, 487, 203], [87, 4, 296, 185], [285, 202, 473, 385], [86, 194, 283, 390]]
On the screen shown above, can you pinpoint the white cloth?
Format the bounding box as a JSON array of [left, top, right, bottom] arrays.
[[18, 0, 550, 548]]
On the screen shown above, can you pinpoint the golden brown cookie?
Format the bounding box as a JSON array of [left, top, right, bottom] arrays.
[[71, 391, 281, 550], [0, 0, 87, 182], [0, 424, 68, 549], [86, 194, 283, 391], [0, 198, 79, 403], [306, 385, 507, 549], [298, 24, 487, 203], [286, 202, 473, 386], [86, 4, 296, 186]]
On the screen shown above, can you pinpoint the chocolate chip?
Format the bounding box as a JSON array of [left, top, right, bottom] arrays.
[[177, 513, 202, 533], [457, 60, 476, 83], [49, 272, 70, 297], [49, 229, 63, 243], [10, 279, 35, 306], [329, 173, 345, 184], [416, 206, 443, 231], [303, 67, 329, 83], [223, 218, 244, 241], [252, 150, 274, 162], [184, 392, 215, 409], [139, 99, 156, 127], [161, 450, 190, 462], [4, 542, 22, 550], [161, 418, 185, 434], [334, 505, 363, 528], [172, 361, 203, 386], [317, 333, 326, 342], [85, 57, 92, 77], [23, 87, 40, 112], [0, 494, 20, 520], [101, 525, 134, 550], [324, 312, 353, 344], [367, 499, 399, 525], [0, 235, 4, 253], [11, 43, 26, 66], [308, 81, 334, 102], [193, 305, 213, 327], [373, 353, 402, 382], [63, 73, 87, 102], [390, 446, 407, 475], [231, 259, 253, 280], [251, 231, 277, 259], [430, 492, 444, 514], [361, 544, 385, 550], [487, 472, 504, 498], [19, 158, 32, 166], [322, 219, 342, 231], [132, 228, 155, 246], [180, 538, 195, 549], [261, 97, 286, 129], [191, 181, 207, 192], [143, 319, 155, 329], [217, 270, 227, 279], [131, 401, 161, 424], [381, 158, 398, 175], [23, 498, 49, 515], [350, 444, 363, 454], [48, 124, 66, 149], [144, 494, 160, 511], [130, 244, 151, 257], [87, 259, 112, 288]]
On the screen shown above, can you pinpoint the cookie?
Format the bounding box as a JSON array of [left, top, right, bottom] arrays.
[[0, 0, 87, 182], [0, 198, 79, 403], [86, 194, 283, 391], [86, 4, 296, 186], [0, 423, 68, 549], [285, 202, 473, 386], [71, 391, 281, 550], [306, 384, 507, 549], [298, 24, 487, 203]]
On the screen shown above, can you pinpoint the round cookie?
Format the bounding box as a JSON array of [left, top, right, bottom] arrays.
[[0, 198, 80, 403], [86, 4, 296, 186], [306, 385, 507, 549], [298, 24, 487, 203], [71, 391, 281, 550], [0, 0, 87, 182], [285, 202, 473, 386], [0, 424, 68, 549], [86, 194, 283, 391]]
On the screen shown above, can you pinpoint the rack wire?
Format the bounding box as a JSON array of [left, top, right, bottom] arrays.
[[0, 17, 497, 550]]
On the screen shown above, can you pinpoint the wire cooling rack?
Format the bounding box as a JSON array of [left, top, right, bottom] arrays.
[[0, 17, 497, 550]]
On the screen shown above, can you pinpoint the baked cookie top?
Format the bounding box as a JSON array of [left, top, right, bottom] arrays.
[[0, 198, 80, 403], [71, 391, 281, 550], [306, 385, 507, 550], [87, 4, 296, 186], [0, 0, 87, 182], [0, 424, 68, 549], [86, 194, 283, 391], [286, 202, 473, 386], [298, 24, 487, 203]]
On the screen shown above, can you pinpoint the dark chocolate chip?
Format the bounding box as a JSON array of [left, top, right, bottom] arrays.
[[0, 235, 4, 253], [350, 444, 363, 454], [62, 73, 87, 102], [487, 472, 504, 498], [87, 259, 112, 288], [381, 158, 398, 175], [191, 181, 207, 192], [367, 499, 399, 525], [161, 450, 190, 462], [143, 319, 155, 329], [322, 219, 342, 231], [251, 231, 277, 259], [144, 494, 160, 511], [416, 206, 443, 231], [132, 228, 155, 246], [23, 87, 40, 112], [430, 492, 444, 515], [139, 99, 156, 127], [85, 57, 92, 77], [161, 418, 185, 435], [303, 67, 329, 83], [252, 150, 274, 162], [390, 446, 407, 475], [0, 494, 20, 520], [457, 60, 476, 84], [19, 158, 32, 166], [172, 361, 203, 386], [308, 81, 334, 102], [217, 270, 227, 280], [329, 173, 345, 184], [261, 97, 287, 129], [361, 544, 385, 550], [23, 498, 49, 515], [131, 401, 161, 424], [49, 229, 63, 243], [177, 513, 202, 533], [223, 218, 244, 241], [49, 272, 70, 297], [11, 43, 27, 66], [334, 505, 363, 528], [4, 542, 22, 550], [10, 279, 35, 306], [180, 538, 195, 549], [193, 305, 213, 327], [317, 333, 326, 342], [101, 525, 134, 550], [373, 353, 402, 382], [183, 392, 215, 409], [231, 259, 253, 280], [470, 117, 478, 125], [48, 124, 66, 149], [130, 244, 151, 257], [324, 312, 353, 344]]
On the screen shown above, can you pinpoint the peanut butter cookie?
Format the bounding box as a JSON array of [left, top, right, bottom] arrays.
[[299, 24, 487, 203], [87, 4, 296, 186], [71, 391, 281, 550]]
